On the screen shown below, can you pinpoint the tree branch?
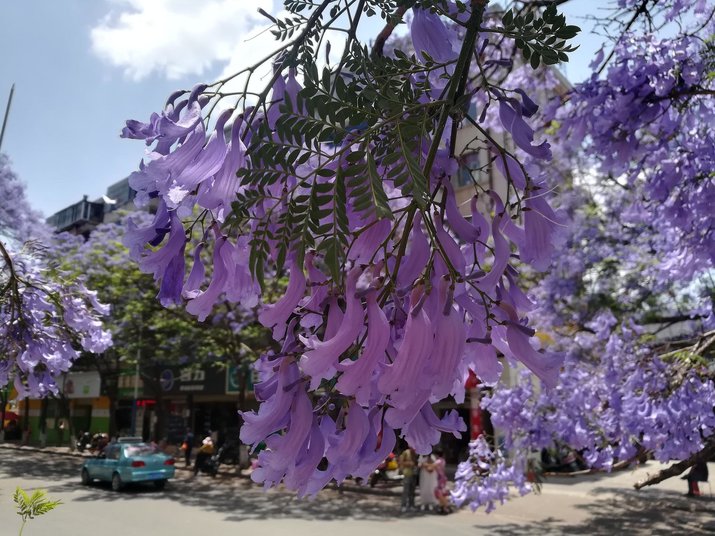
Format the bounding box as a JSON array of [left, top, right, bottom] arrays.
[[597, 0, 650, 74], [370, 5, 408, 58], [633, 437, 715, 490]]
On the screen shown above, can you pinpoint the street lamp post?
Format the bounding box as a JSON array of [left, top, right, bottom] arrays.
[[129, 324, 141, 437]]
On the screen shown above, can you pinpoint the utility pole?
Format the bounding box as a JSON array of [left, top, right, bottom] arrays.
[[0, 84, 15, 152]]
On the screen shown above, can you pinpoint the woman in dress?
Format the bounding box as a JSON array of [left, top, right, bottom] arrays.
[[418, 453, 440, 510]]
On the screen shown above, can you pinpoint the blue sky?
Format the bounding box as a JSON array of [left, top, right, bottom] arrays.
[[0, 0, 600, 217]]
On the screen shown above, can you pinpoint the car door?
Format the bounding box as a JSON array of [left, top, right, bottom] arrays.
[[99, 445, 120, 480]]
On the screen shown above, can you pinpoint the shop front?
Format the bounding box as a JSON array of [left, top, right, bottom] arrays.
[[159, 365, 255, 445], [14, 370, 108, 445]]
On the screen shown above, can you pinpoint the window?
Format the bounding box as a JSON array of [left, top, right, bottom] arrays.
[[106, 445, 120, 460], [458, 151, 489, 188], [124, 444, 160, 457]]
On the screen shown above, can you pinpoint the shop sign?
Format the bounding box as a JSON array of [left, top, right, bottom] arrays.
[[60, 372, 101, 399], [225, 365, 256, 394], [160, 366, 226, 395]]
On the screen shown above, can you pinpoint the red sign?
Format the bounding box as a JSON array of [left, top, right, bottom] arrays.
[[470, 406, 484, 440], [465, 370, 479, 389]]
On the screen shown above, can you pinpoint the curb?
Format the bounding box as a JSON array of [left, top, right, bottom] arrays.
[[0, 442, 89, 458]]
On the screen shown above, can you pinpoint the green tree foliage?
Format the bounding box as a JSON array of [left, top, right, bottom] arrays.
[[57, 212, 272, 437]]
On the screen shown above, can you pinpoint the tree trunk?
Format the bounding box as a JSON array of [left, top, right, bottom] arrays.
[[143, 368, 166, 441], [0, 388, 7, 434], [57, 394, 74, 450], [39, 398, 48, 447]]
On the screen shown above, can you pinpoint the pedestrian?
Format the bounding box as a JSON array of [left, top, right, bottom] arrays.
[[418, 453, 439, 511], [398, 446, 417, 513], [682, 460, 709, 497], [432, 447, 452, 514], [182, 428, 194, 468], [194, 436, 215, 476]]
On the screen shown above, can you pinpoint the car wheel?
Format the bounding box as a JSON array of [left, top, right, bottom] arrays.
[[111, 473, 123, 492], [81, 468, 91, 485], [154, 479, 167, 490]]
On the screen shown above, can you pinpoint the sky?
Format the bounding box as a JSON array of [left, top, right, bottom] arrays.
[[0, 0, 602, 218]]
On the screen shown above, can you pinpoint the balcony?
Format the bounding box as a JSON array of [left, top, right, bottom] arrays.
[[46, 195, 105, 236]]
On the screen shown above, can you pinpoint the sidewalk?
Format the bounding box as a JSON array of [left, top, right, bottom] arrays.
[[0, 441, 93, 458]]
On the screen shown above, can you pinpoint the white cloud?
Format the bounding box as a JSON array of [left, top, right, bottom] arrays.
[[90, 0, 275, 81]]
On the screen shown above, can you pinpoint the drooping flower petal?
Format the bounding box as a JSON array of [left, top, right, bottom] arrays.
[[198, 115, 248, 221], [427, 279, 466, 400], [326, 401, 371, 482], [299, 251, 329, 329], [349, 218, 392, 264], [502, 324, 562, 388], [378, 286, 433, 408], [182, 243, 205, 299], [397, 214, 430, 287], [411, 8, 458, 63], [444, 181, 479, 243], [492, 149, 527, 190], [521, 185, 562, 271], [240, 359, 300, 446], [476, 209, 509, 293], [336, 292, 389, 405], [499, 99, 552, 160], [301, 267, 364, 388], [259, 257, 306, 339], [185, 237, 230, 321]]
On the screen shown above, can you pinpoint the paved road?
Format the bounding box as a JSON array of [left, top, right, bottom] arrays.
[[1, 447, 714, 535]]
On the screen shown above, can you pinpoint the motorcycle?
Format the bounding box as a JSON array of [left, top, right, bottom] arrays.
[[216, 440, 241, 466], [91, 433, 110, 453], [195, 452, 220, 477], [76, 432, 92, 452], [369, 453, 401, 488]]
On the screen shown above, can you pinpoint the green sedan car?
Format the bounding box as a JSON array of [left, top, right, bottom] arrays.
[[81, 438, 176, 491]]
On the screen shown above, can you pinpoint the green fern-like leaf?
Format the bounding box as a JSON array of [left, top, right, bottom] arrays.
[[13, 486, 62, 522]]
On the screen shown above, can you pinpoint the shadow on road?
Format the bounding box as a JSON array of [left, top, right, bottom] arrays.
[[475, 486, 715, 535], [0, 449, 405, 522], [70, 477, 405, 522]]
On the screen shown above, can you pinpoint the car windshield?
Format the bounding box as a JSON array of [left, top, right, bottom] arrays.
[[123, 444, 160, 457]]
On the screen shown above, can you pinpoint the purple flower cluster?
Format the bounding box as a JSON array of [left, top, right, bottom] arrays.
[[0, 246, 112, 398], [558, 24, 715, 281], [0, 153, 49, 243], [451, 435, 532, 513], [451, 0, 715, 510], [1, 154, 112, 398], [121, 5, 564, 493], [485, 319, 715, 473]]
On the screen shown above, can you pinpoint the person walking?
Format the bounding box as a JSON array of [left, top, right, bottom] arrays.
[[398, 446, 417, 513], [182, 428, 195, 468], [683, 461, 709, 497]]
